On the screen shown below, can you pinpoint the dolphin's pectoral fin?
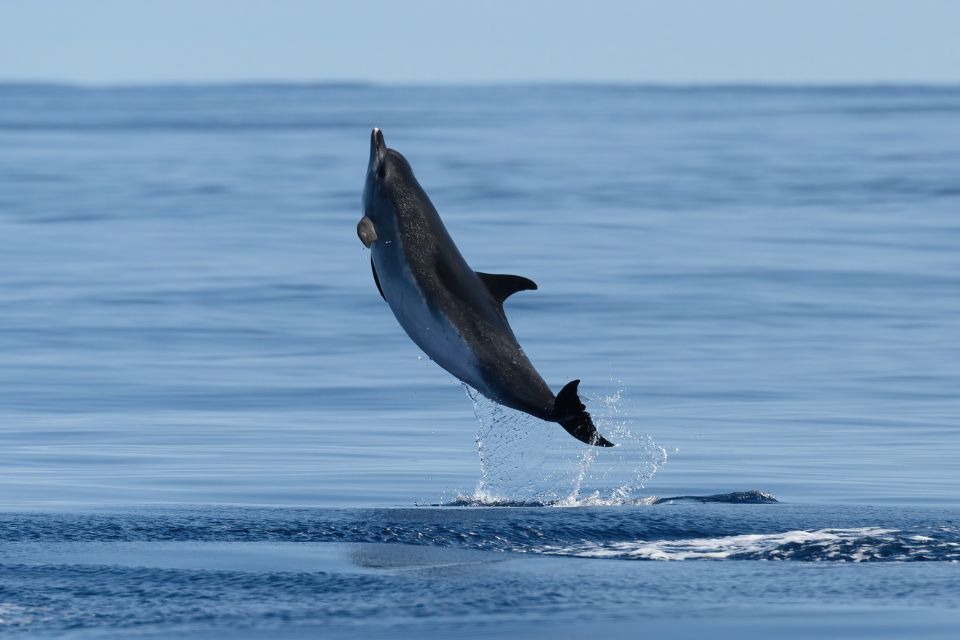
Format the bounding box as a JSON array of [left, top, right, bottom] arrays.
[[555, 380, 615, 447], [476, 272, 538, 305], [371, 258, 385, 300]]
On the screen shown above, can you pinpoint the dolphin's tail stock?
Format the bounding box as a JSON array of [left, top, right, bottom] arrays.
[[554, 380, 615, 447]]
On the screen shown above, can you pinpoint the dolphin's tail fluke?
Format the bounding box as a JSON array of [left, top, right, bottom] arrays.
[[554, 380, 615, 447]]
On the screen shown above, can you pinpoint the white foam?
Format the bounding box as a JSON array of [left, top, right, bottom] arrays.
[[535, 527, 900, 561], [447, 488, 661, 507]]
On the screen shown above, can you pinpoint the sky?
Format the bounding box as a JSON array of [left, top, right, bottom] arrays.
[[1, 0, 959, 85]]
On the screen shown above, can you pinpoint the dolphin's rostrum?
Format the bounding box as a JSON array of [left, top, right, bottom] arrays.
[[359, 128, 613, 447]]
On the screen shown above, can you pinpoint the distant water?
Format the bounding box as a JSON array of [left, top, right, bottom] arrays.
[[1, 84, 959, 638]]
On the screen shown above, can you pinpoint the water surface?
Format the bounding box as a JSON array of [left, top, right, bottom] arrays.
[[1, 84, 959, 637]]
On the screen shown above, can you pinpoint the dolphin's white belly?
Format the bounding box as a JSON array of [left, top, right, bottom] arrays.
[[373, 246, 482, 388]]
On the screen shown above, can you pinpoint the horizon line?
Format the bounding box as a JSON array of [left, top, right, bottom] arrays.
[[2, 79, 960, 91]]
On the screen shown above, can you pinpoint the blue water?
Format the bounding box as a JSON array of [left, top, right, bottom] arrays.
[[1, 84, 959, 638]]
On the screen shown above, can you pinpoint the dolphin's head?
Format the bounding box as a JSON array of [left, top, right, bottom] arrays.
[[362, 128, 418, 225]]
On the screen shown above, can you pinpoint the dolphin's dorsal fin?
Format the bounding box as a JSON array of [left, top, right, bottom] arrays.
[[476, 272, 537, 304], [371, 258, 385, 300]]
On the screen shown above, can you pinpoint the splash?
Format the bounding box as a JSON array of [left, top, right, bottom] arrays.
[[458, 384, 668, 506]]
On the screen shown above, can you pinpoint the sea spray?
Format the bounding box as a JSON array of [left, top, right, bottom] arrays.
[[460, 384, 668, 506]]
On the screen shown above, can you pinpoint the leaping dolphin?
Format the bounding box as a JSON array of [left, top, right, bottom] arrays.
[[357, 128, 613, 447]]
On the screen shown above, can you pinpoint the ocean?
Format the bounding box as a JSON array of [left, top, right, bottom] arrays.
[[1, 84, 958, 638]]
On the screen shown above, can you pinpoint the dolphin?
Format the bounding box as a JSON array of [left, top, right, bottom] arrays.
[[358, 128, 613, 447]]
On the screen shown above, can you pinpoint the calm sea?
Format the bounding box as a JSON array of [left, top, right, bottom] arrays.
[[1, 84, 959, 638]]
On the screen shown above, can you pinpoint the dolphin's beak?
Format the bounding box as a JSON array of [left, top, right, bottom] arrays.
[[370, 127, 387, 171]]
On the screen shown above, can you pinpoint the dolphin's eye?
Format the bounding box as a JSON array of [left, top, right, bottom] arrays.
[[377, 163, 386, 178]]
